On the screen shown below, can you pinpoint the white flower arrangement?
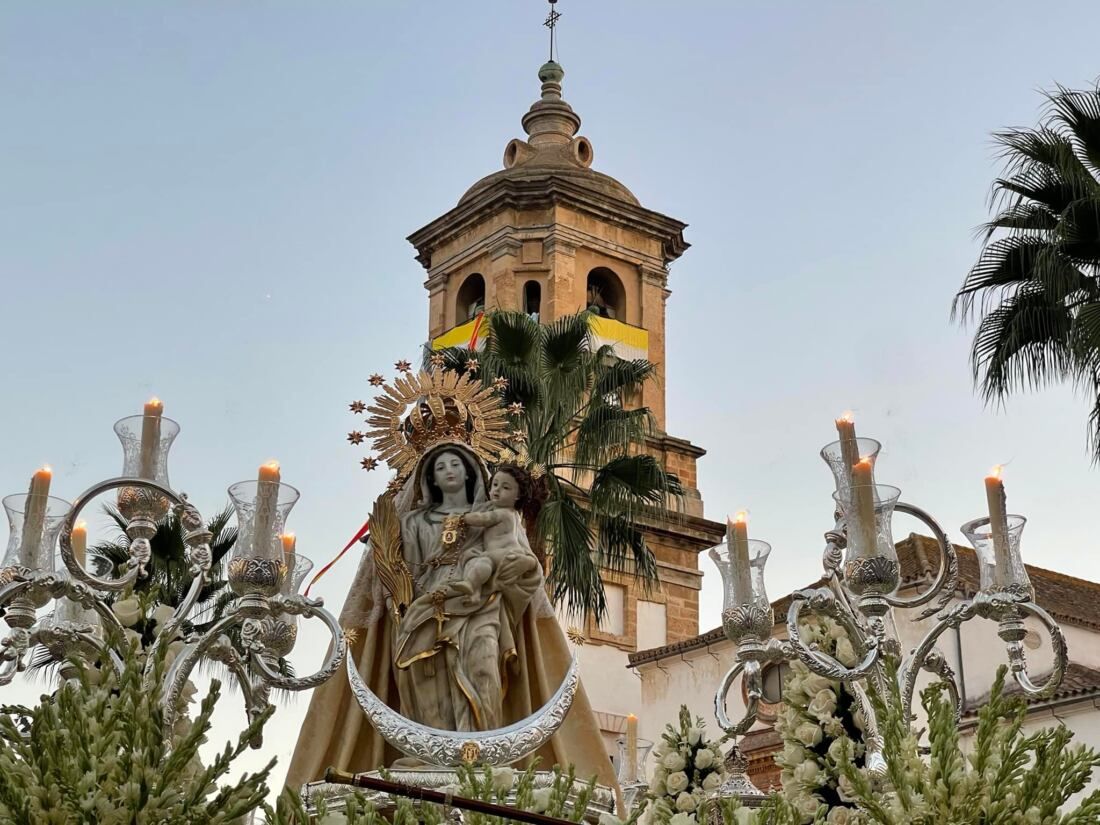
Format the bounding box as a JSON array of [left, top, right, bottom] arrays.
[[648, 705, 726, 825]]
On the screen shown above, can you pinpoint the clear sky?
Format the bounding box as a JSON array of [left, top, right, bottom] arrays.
[[3, 0, 1100, 791]]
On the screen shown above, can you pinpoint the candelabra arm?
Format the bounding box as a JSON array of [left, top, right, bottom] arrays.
[[715, 660, 760, 737], [1004, 601, 1068, 700], [880, 502, 959, 620], [787, 588, 880, 681], [161, 612, 244, 732], [899, 600, 974, 726], [60, 478, 188, 592], [247, 595, 347, 692]]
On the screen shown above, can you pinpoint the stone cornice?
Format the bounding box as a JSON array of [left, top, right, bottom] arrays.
[[408, 176, 689, 270]]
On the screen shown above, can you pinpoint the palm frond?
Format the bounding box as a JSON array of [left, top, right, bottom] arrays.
[[539, 487, 603, 619]]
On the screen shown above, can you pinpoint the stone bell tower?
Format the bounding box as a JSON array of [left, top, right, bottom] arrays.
[[407, 60, 723, 749]]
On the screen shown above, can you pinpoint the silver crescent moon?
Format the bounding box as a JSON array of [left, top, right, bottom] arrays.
[[346, 649, 579, 766]]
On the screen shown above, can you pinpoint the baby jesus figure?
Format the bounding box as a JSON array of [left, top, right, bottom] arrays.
[[451, 464, 542, 603]]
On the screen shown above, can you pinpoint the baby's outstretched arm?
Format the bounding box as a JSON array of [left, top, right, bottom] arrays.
[[461, 509, 506, 528]]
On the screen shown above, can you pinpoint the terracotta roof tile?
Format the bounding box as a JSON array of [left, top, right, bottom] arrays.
[[963, 662, 1100, 715]]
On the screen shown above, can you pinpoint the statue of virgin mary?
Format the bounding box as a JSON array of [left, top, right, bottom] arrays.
[[284, 437, 616, 790]]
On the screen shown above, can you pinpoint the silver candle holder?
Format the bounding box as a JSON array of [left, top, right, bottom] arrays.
[[0, 410, 347, 744], [712, 427, 1068, 798]]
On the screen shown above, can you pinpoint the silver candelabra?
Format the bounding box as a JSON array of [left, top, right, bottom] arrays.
[[0, 408, 347, 743], [710, 424, 1068, 800]]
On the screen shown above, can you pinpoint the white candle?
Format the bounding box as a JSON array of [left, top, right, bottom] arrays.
[[984, 466, 1010, 585], [253, 461, 281, 558], [625, 713, 638, 782], [835, 412, 859, 489], [71, 521, 87, 569], [139, 397, 164, 479], [850, 458, 877, 559], [18, 467, 52, 569], [728, 512, 753, 607]]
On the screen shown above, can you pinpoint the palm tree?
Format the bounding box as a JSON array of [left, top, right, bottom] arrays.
[[953, 83, 1100, 459], [435, 309, 682, 620]]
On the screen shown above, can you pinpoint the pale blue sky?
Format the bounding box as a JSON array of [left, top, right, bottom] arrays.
[[3, 1, 1100, 788]]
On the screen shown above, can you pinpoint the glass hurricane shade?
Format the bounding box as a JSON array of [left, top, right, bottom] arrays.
[[282, 553, 314, 595], [227, 480, 300, 562], [2, 494, 72, 573], [710, 538, 772, 613], [961, 514, 1032, 599], [616, 736, 653, 785], [832, 484, 900, 562], [820, 437, 882, 501], [113, 414, 180, 485]]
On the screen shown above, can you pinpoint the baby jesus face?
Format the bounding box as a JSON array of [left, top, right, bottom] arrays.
[[488, 470, 520, 509]]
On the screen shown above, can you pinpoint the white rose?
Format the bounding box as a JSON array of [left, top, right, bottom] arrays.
[[668, 813, 696, 825], [835, 638, 858, 667], [530, 788, 552, 812], [662, 751, 686, 772], [599, 813, 624, 825], [665, 771, 689, 795], [827, 621, 849, 640], [317, 814, 348, 825], [802, 674, 833, 696], [675, 792, 697, 813], [652, 766, 668, 783], [490, 767, 515, 793], [779, 741, 807, 767], [112, 597, 142, 628], [702, 772, 721, 791], [693, 748, 715, 770], [151, 604, 176, 636], [164, 640, 186, 670], [654, 739, 670, 758], [123, 628, 143, 649], [827, 737, 851, 763], [734, 810, 754, 825], [650, 777, 666, 797], [837, 774, 856, 802], [793, 760, 821, 787], [795, 722, 823, 747], [827, 808, 852, 824], [686, 727, 703, 746], [807, 688, 837, 720], [797, 793, 823, 818], [179, 679, 198, 706], [821, 715, 845, 738]]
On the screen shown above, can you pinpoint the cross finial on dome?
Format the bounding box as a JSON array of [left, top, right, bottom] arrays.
[[544, 0, 561, 62]]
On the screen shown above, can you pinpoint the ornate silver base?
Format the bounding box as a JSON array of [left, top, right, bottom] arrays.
[[302, 768, 615, 822], [707, 746, 766, 821]]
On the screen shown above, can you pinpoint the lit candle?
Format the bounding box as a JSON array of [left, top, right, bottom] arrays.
[[252, 461, 281, 558], [835, 412, 860, 489], [139, 397, 164, 479], [727, 511, 753, 607], [625, 713, 639, 782], [984, 465, 1010, 585], [281, 532, 296, 555], [19, 466, 52, 569], [71, 521, 87, 569], [850, 458, 878, 559]]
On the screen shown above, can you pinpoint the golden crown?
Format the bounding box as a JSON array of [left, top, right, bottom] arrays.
[[349, 362, 511, 481]]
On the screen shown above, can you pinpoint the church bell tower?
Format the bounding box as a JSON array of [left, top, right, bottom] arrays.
[[407, 56, 724, 749]]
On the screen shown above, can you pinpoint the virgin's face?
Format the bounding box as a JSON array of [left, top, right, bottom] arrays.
[[432, 451, 468, 495]]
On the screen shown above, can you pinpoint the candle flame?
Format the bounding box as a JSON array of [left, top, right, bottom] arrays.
[[626, 712, 638, 721], [75, 520, 87, 531], [988, 464, 1004, 480], [264, 460, 280, 471], [38, 465, 52, 476], [856, 457, 873, 468], [837, 411, 854, 423], [735, 510, 748, 524], [148, 396, 162, 406], [282, 531, 295, 541]]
